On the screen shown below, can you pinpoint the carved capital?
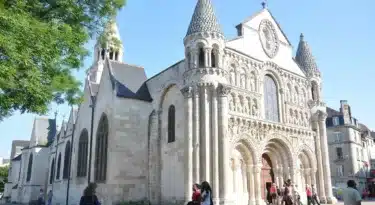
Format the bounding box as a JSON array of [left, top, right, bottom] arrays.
[[318, 110, 328, 121], [279, 88, 284, 94], [181, 86, 193, 98], [217, 84, 231, 97]]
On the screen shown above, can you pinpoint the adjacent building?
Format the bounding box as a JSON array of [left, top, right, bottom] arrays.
[[326, 100, 375, 194], [5, 1, 338, 205]]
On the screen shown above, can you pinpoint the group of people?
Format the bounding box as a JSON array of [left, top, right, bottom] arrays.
[[188, 181, 213, 205], [266, 179, 320, 205]]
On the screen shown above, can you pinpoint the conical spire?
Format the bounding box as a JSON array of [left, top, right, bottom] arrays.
[[186, 0, 223, 37], [295, 33, 320, 76]]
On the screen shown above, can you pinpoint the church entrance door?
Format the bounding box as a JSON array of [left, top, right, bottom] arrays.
[[261, 153, 274, 202]]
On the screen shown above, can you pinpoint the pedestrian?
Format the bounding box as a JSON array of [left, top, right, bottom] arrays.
[[270, 183, 277, 205], [311, 184, 320, 205], [200, 181, 213, 205], [283, 180, 293, 205], [79, 183, 100, 205], [187, 183, 201, 205], [343, 180, 361, 205], [37, 188, 45, 205], [306, 184, 312, 205], [47, 190, 53, 205]]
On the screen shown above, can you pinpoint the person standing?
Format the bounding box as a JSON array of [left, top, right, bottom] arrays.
[[200, 181, 213, 205], [343, 180, 361, 205], [306, 184, 312, 205], [270, 183, 277, 205], [37, 188, 45, 205], [188, 183, 201, 205], [80, 183, 100, 205]]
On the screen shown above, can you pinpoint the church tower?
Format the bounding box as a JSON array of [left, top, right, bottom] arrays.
[[295, 33, 322, 102], [183, 0, 226, 85], [89, 20, 123, 84], [181, 1, 233, 205], [296, 33, 336, 204]]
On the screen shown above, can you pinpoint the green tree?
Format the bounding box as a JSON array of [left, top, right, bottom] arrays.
[[0, 0, 126, 121], [0, 166, 9, 192]]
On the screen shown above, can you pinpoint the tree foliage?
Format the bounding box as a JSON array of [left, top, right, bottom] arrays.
[[0, 166, 9, 192], [0, 0, 126, 120]]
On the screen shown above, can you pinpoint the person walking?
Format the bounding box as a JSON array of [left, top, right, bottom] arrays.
[[306, 184, 312, 205], [37, 188, 45, 205], [79, 183, 100, 205], [311, 184, 320, 205], [200, 181, 213, 205], [47, 190, 53, 205], [187, 183, 201, 205], [343, 180, 361, 205], [270, 183, 278, 205]]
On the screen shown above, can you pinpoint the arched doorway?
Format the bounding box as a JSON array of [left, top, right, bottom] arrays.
[[261, 153, 274, 201]]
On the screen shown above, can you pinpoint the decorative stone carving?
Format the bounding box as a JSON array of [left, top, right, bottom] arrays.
[[259, 19, 279, 58], [217, 84, 231, 96], [318, 110, 328, 121], [252, 99, 258, 117], [181, 86, 193, 98], [253, 165, 262, 173]]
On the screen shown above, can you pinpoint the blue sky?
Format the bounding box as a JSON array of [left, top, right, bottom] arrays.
[[0, 0, 374, 158]]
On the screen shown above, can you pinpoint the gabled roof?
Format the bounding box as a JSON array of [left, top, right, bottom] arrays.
[[105, 59, 152, 102], [186, 0, 223, 37], [326, 107, 341, 118], [240, 9, 292, 46]]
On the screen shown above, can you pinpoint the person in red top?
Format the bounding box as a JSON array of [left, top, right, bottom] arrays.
[[191, 183, 201, 205], [306, 184, 313, 205], [270, 183, 277, 205]]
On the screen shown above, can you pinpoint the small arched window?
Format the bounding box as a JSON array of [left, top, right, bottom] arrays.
[[168, 105, 176, 143], [95, 114, 109, 182], [26, 153, 33, 182], [198, 47, 205, 68], [101, 49, 105, 60], [63, 141, 71, 179], [77, 129, 89, 177], [56, 153, 61, 180], [49, 158, 55, 184], [114, 52, 119, 61], [311, 82, 319, 101], [264, 75, 279, 122], [211, 51, 216, 67]]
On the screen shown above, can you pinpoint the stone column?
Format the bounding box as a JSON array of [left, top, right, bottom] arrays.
[[217, 84, 232, 204], [311, 169, 317, 190], [200, 85, 211, 182], [312, 113, 326, 203], [305, 168, 312, 186], [182, 86, 193, 203], [318, 111, 335, 204], [247, 165, 256, 205], [204, 48, 210, 67], [253, 165, 262, 205], [193, 87, 200, 183], [232, 160, 237, 194], [192, 49, 198, 69], [211, 85, 219, 204]]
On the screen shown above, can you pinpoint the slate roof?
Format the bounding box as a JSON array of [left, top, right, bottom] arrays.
[[12, 154, 21, 161], [186, 0, 223, 36], [326, 107, 341, 118], [295, 34, 320, 76], [106, 60, 152, 102]]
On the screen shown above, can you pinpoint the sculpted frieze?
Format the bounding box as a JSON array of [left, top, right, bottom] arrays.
[[228, 91, 260, 119]]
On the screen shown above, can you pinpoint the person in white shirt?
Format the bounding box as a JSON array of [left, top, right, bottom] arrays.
[[343, 180, 362, 205]]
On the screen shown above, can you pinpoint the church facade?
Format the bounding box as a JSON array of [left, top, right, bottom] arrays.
[[5, 1, 337, 205]]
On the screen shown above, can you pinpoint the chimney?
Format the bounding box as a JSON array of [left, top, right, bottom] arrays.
[[340, 100, 351, 124]]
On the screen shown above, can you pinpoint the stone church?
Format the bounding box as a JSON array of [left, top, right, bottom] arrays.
[[5, 0, 337, 205]]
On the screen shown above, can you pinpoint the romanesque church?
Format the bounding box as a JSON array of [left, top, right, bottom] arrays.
[[5, 0, 336, 205]]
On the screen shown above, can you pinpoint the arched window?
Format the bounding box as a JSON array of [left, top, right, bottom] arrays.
[[56, 153, 61, 180], [211, 51, 216, 67], [63, 141, 71, 179], [49, 158, 55, 184], [26, 153, 33, 182], [77, 129, 89, 177], [264, 75, 279, 122], [101, 49, 105, 60], [95, 114, 109, 182], [198, 47, 205, 68], [168, 105, 176, 143], [114, 52, 119, 61]]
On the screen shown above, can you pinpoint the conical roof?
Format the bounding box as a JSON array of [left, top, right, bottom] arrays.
[[186, 0, 223, 37], [295, 33, 320, 76]]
